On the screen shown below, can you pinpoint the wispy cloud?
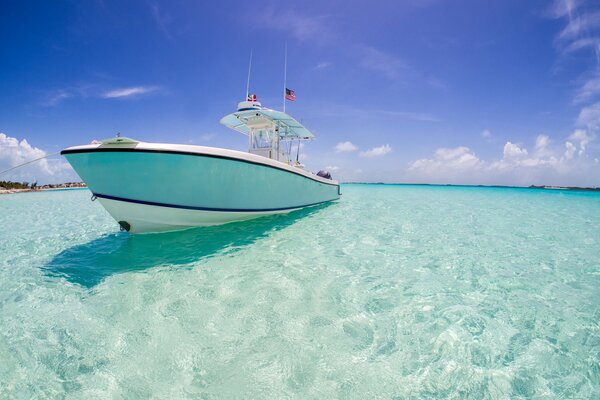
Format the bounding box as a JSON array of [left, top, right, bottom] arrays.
[[150, 1, 174, 39], [576, 101, 600, 129], [40, 84, 95, 106], [359, 144, 392, 158], [254, 9, 334, 45], [574, 72, 600, 103], [40, 83, 161, 106], [547, 0, 600, 157], [550, 0, 600, 68], [41, 90, 74, 107], [546, 0, 583, 19], [251, 9, 426, 82], [315, 61, 332, 70], [557, 11, 600, 42], [101, 86, 159, 99], [357, 45, 409, 81]]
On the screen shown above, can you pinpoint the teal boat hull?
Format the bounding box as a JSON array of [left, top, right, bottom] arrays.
[[62, 143, 340, 233]]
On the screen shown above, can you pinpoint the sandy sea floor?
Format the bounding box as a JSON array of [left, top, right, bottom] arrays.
[[1, 185, 599, 398]]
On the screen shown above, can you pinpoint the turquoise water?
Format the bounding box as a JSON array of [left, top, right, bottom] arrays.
[[1, 185, 599, 398]]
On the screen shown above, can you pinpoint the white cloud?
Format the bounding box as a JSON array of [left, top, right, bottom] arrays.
[[325, 165, 339, 171], [410, 146, 483, 174], [102, 86, 159, 99], [409, 133, 599, 186], [335, 141, 358, 153], [503, 141, 528, 158], [535, 134, 550, 151], [565, 141, 577, 159], [360, 144, 392, 158], [0, 133, 46, 172], [568, 128, 594, 154], [533, 134, 555, 158], [435, 146, 472, 161], [481, 129, 492, 139], [0, 133, 78, 184]]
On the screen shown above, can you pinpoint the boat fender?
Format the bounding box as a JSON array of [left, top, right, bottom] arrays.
[[317, 170, 332, 180], [91, 194, 97, 201]]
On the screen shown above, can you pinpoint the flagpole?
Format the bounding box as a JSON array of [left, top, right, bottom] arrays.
[[246, 49, 253, 100], [283, 43, 287, 113]]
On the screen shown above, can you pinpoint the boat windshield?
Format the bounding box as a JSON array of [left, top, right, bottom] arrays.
[[220, 102, 313, 165]]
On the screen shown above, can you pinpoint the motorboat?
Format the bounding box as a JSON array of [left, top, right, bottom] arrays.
[[61, 97, 340, 233]]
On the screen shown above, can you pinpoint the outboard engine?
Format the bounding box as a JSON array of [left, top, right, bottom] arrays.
[[317, 170, 332, 180]]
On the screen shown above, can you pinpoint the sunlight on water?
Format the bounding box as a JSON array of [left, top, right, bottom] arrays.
[[1, 185, 599, 398]]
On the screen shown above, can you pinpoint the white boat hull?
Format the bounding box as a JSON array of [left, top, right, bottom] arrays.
[[97, 196, 310, 233]]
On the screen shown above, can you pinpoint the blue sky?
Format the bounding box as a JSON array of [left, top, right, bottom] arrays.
[[1, 0, 599, 186]]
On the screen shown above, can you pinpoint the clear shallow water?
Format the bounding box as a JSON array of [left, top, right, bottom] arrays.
[[1, 185, 599, 398]]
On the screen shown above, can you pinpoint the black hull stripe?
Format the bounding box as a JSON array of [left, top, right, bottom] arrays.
[[94, 193, 338, 212], [61, 148, 339, 187]]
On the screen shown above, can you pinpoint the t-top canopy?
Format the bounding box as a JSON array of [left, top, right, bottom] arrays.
[[220, 108, 315, 140]]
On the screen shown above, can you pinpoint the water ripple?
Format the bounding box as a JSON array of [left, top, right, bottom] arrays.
[[0, 185, 599, 398]]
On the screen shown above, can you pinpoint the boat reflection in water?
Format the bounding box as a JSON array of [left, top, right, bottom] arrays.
[[43, 204, 331, 287]]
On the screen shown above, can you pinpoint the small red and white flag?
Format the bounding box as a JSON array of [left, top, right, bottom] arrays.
[[285, 88, 296, 101]]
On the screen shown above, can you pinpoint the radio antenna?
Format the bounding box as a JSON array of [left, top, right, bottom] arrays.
[[282, 43, 287, 112], [245, 49, 253, 100]]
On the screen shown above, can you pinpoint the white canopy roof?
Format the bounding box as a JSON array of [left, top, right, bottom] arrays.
[[220, 108, 315, 139]]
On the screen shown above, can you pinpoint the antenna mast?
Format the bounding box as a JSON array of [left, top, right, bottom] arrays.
[[283, 43, 287, 113], [245, 49, 253, 100]]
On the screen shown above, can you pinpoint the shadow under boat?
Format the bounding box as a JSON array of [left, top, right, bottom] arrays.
[[43, 203, 332, 288]]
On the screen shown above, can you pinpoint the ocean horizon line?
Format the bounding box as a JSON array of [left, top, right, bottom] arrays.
[[341, 182, 600, 192]]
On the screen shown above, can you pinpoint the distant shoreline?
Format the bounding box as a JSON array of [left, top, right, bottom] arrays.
[[0, 182, 87, 195]]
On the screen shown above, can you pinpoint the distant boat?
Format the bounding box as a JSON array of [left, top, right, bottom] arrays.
[[61, 97, 340, 233]]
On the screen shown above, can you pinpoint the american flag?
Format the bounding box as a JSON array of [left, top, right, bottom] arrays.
[[285, 88, 296, 101]]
